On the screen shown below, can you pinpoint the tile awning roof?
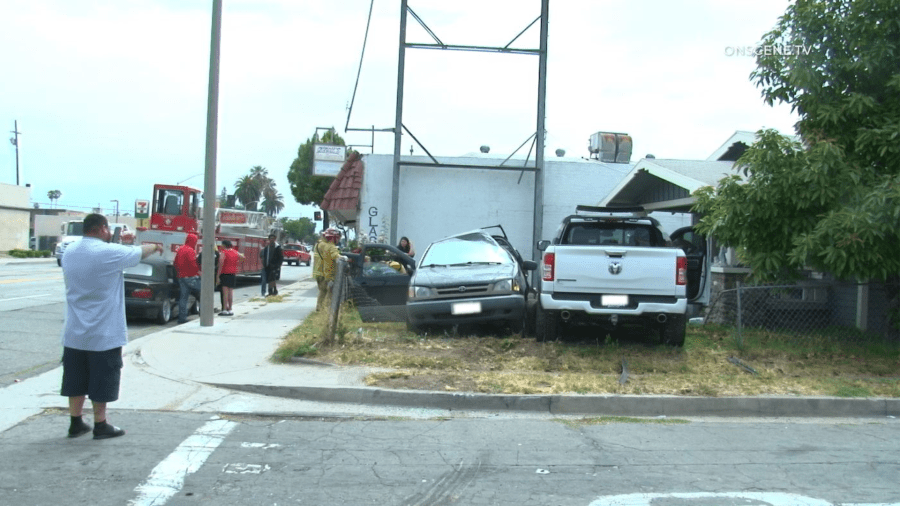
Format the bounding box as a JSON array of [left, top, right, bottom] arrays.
[[320, 151, 362, 213]]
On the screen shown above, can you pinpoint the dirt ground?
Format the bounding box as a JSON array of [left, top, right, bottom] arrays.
[[303, 322, 899, 397]]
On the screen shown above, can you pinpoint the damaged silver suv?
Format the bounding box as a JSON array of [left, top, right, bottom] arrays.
[[406, 228, 536, 334]]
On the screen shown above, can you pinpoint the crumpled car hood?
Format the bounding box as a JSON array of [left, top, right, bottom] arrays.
[[411, 263, 518, 287]]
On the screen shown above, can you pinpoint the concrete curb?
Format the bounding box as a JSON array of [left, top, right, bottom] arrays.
[[204, 383, 900, 418], [0, 257, 56, 265]]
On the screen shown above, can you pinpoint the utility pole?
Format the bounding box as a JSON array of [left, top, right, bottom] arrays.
[[9, 120, 21, 185], [200, 0, 222, 327], [110, 200, 119, 222]]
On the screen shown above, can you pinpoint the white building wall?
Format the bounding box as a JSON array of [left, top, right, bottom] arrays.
[[0, 183, 31, 250], [358, 154, 691, 262], [34, 213, 137, 242]]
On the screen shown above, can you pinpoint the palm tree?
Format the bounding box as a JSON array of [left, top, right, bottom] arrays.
[[234, 175, 260, 210], [249, 166, 269, 184], [261, 187, 284, 217], [47, 190, 62, 208], [236, 166, 284, 214]]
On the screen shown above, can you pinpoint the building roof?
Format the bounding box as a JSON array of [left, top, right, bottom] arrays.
[[706, 130, 759, 161], [320, 151, 363, 223], [599, 129, 803, 213], [599, 159, 738, 212]]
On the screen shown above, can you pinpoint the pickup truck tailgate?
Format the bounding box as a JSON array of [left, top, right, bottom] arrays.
[[551, 246, 683, 296]]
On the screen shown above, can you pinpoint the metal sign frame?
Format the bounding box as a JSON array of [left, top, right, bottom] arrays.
[[388, 0, 550, 255]]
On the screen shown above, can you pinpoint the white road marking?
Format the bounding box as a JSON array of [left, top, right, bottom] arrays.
[[129, 417, 237, 506], [240, 442, 281, 449], [589, 492, 900, 506], [223, 463, 271, 474]]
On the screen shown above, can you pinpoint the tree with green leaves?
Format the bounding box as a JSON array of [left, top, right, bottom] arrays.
[[47, 190, 62, 208], [693, 0, 900, 285], [217, 186, 230, 208], [234, 174, 259, 210], [261, 186, 285, 217], [279, 217, 316, 243], [233, 166, 283, 216], [286, 129, 346, 227]]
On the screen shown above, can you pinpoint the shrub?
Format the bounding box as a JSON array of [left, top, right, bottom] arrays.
[[7, 249, 53, 258]]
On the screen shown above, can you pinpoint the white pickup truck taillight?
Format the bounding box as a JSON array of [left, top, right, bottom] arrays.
[[676, 256, 687, 285], [542, 252, 555, 281]]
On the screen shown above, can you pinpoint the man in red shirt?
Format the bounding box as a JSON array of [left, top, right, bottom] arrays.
[[173, 233, 202, 324], [216, 240, 242, 316]]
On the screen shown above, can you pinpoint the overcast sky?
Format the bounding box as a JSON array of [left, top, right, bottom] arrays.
[[1, 0, 797, 220]]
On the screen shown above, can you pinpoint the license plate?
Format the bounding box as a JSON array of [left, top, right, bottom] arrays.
[[451, 301, 482, 315], [601, 295, 628, 307]]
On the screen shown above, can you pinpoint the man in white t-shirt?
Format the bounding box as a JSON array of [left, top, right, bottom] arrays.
[[61, 214, 164, 439]]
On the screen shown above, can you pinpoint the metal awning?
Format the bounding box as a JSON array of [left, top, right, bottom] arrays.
[[599, 159, 739, 213]]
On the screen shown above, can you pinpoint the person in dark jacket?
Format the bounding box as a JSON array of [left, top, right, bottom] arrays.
[[260, 233, 283, 296]]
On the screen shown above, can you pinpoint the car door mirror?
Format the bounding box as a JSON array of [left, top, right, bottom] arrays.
[[522, 260, 538, 271], [537, 240, 550, 251]]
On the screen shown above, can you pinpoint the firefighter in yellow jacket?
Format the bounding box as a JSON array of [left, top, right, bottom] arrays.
[[313, 228, 346, 311]]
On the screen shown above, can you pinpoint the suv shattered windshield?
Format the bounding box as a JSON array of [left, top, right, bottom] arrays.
[[419, 234, 512, 267]]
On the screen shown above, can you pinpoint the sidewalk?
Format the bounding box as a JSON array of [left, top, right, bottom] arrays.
[[1, 279, 898, 433]]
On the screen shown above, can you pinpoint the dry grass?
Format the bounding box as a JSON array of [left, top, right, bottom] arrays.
[[273, 304, 900, 398]]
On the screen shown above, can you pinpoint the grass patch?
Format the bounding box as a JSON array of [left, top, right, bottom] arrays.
[[250, 294, 285, 303], [273, 306, 900, 397]]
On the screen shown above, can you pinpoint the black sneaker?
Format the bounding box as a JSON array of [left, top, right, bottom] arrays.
[[93, 423, 126, 440], [68, 420, 92, 438]]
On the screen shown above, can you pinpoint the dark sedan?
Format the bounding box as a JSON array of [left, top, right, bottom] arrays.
[[124, 261, 196, 324], [344, 243, 416, 322]]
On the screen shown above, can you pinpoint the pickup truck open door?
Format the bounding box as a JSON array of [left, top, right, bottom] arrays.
[[670, 227, 710, 306]]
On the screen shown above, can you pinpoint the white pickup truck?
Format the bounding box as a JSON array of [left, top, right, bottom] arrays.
[[535, 206, 708, 346]]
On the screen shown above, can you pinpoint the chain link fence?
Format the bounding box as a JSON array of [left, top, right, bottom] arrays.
[[321, 258, 411, 344], [704, 279, 900, 345], [321, 259, 351, 345]]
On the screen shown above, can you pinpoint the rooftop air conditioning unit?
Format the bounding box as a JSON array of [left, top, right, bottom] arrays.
[[588, 132, 632, 163]]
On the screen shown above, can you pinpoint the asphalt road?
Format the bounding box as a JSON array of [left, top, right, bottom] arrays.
[[0, 259, 310, 387], [2, 411, 898, 506]]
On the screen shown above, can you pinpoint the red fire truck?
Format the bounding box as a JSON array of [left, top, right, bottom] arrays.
[[136, 183, 273, 276]]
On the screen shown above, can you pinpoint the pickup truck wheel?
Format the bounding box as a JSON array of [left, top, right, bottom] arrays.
[[57, 258, 62, 267], [535, 306, 558, 342], [304, 259, 311, 266], [406, 319, 422, 335], [661, 315, 686, 347]]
